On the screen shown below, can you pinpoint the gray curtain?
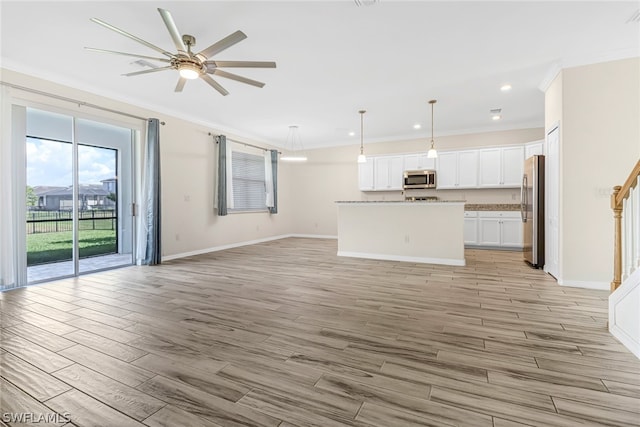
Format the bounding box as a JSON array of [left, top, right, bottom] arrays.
[[143, 118, 161, 265], [217, 135, 228, 216], [269, 149, 278, 214]]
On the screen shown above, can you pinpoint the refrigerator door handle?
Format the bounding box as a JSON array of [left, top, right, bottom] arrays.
[[520, 174, 527, 222]]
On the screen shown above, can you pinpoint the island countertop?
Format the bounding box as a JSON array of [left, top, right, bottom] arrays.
[[335, 200, 466, 204]]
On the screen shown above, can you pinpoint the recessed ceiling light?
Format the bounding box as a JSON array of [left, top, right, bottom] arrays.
[[492, 115, 502, 121], [348, 131, 355, 136], [500, 84, 512, 92], [413, 124, 421, 129]]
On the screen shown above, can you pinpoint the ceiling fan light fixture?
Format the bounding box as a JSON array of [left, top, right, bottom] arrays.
[[178, 63, 201, 79]]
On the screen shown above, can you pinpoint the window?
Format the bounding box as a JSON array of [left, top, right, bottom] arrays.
[[230, 151, 266, 211]]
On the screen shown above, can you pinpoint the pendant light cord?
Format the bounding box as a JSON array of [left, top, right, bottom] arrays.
[[359, 110, 366, 155], [429, 99, 437, 149]]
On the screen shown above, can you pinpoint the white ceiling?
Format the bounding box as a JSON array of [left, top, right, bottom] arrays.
[[1, 1, 638, 149]]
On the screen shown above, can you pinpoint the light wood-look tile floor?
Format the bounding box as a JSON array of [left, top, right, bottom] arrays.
[[1, 238, 639, 427]]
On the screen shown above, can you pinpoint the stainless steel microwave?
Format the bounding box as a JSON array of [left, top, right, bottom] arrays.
[[403, 169, 436, 189]]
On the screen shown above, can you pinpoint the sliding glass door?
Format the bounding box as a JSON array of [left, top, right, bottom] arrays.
[[25, 108, 135, 283]]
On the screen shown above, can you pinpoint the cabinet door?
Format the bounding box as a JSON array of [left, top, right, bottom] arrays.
[[464, 218, 478, 245], [387, 156, 404, 190], [374, 157, 390, 190], [458, 150, 479, 188], [404, 153, 436, 171], [419, 154, 436, 171], [403, 154, 420, 172], [478, 218, 501, 246], [501, 146, 524, 187], [358, 157, 375, 191], [478, 148, 501, 187], [374, 156, 403, 190], [436, 152, 457, 189], [501, 218, 523, 247]]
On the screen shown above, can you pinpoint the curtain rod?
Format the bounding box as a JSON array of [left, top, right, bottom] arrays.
[[209, 132, 281, 154], [0, 81, 165, 125]]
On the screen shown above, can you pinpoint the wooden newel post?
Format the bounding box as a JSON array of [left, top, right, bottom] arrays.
[[611, 185, 622, 292]]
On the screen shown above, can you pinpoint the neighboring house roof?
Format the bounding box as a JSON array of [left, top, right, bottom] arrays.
[[35, 185, 110, 197]]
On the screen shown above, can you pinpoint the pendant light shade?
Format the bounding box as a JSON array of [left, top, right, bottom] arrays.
[[280, 125, 307, 162], [427, 99, 438, 159], [357, 109, 367, 163]]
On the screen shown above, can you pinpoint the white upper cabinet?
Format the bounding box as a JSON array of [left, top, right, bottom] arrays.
[[525, 140, 544, 159], [403, 153, 436, 171], [478, 145, 524, 188], [478, 148, 501, 186], [435, 152, 458, 188], [374, 155, 404, 191], [501, 146, 525, 186], [436, 150, 478, 189], [358, 157, 375, 191], [458, 150, 479, 187]]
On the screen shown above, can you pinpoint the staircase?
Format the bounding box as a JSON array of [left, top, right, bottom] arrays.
[[609, 160, 640, 359]]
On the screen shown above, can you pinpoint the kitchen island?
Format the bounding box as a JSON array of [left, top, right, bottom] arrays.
[[336, 200, 466, 266]]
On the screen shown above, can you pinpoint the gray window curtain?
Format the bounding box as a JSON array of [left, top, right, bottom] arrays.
[[269, 149, 278, 214], [217, 135, 228, 216], [143, 118, 161, 265]]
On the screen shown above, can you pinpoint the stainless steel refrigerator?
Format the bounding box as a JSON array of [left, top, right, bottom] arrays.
[[522, 155, 545, 268]]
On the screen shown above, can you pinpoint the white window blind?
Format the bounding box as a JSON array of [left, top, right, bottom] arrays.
[[230, 150, 266, 211]]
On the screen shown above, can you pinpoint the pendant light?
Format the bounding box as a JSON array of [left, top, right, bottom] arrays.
[[427, 99, 438, 159], [357, 109, 367, 163], [280, 125, 307, 162]]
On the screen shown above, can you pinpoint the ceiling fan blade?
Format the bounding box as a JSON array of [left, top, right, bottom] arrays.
[[206, 60, 277, 68], [85, 47, 172, 63], [122, 65, 174, 77], [157, 8, 187, 53], [175, 77, 187, 92], [90, 17, 174, 58], [211, 69, 265, 88], [200, 74, 229, 96], [195, 30, 247, 60]]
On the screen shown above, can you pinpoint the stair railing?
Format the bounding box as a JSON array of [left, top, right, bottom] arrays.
[[611, 160, 640, 291]]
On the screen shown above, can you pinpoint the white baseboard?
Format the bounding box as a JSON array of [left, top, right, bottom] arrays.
[[162, 234, 337, 261], [290, 234, 337, 239], [557, 279, 609, 291], [610, 323, 640, 359], [609, 268, 640, 359], [337, 251, 465, 266]]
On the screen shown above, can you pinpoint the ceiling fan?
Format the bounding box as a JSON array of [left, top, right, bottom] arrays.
[[85, 8, 276, 96]]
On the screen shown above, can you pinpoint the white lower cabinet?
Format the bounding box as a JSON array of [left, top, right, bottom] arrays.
[[463, 211, 479, 245], [468, 211, 523, 249]]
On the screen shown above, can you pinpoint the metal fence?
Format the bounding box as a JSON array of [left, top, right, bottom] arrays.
[[26, 210, 116, 234]]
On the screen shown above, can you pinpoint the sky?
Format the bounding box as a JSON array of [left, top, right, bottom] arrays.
[[26, 137, 116, 187]]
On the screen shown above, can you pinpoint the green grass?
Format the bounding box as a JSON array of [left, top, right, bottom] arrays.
[[27, 230, 116, 266]]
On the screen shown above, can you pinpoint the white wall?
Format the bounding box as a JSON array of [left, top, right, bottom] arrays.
[[1, 68, 294, 262], [545, 57, 640, 288], [290, 128, 544, 236]]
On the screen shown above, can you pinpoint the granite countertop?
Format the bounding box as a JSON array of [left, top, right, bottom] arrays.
[[465, 203, 520, 211], [335, 200, 466, 204], [335, 201, 520, 210]]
